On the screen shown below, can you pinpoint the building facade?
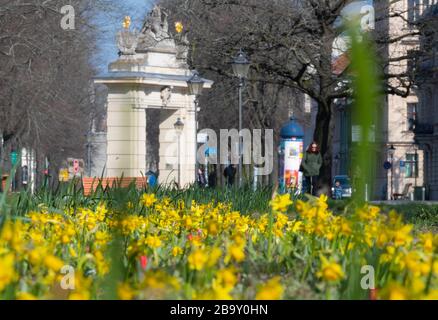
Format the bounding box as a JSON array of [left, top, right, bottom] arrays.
[[328, 0, 438, 200], [415, 2, 438, 199]]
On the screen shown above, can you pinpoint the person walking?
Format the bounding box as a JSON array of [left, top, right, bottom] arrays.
[[147, 170, 158, 188], [223, 164, 237, 187], [197, 166, 207, 188], [300, 142, 323, 196], [208, 164, 217, 189]]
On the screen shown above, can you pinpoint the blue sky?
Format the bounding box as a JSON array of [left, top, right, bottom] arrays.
[[342, 0, 373, 15]]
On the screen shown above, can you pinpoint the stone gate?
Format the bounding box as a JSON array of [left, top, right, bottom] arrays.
[[94, 6, 213, 186]]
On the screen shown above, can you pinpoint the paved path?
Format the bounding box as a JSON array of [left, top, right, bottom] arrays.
[[371, 201, 438, 206]]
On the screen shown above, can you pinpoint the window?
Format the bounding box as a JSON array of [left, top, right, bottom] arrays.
[[408, 0, 421, 21], [407, 103, 417, 131], [405, 153, 418, 178], [407, 50, 419, 78], [423, 0, 430, 9]]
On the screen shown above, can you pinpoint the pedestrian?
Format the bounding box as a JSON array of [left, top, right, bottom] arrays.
[[22, 165, 29, 191], [223, 164, 237, 187], [147, 170, 158, 188], [300, 141, 323, 196], [197, 166, 207, 188], [333, 180, 343, 200], [208, 165, 217, 189]]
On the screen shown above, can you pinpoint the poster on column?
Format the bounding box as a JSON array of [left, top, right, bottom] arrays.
[[283, 139, 304, 190]]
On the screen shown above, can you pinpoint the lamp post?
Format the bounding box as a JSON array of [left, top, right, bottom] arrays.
[[232, 49, 251, 187], [413, 142, 419, 188], [388, 144, 396, 200], [174, 118, 185, 188], [187, 71, 205, 183], [86, 131, 92, 177]]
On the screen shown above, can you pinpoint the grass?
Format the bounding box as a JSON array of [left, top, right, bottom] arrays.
[[2, 181, 437, 234], [379, 204, 438, 233], [326, 198, 438, 233], [1, 179, 275, 217]]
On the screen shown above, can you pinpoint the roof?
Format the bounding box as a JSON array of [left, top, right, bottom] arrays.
[[94, 71, 214, 87], [280, 117, 305, 138]]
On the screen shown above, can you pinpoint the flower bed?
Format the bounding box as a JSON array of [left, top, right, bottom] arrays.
[[0, 193, 436, 300]]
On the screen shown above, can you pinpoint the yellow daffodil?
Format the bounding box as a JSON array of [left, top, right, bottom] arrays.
[[227, 243, 245, 263], [317, 256, 344, 282], [118, 283, 135, 300], [270, 194, 293, 212], [44, 255, 64, 272], [16, 292, 37, 300], [207, 247, 222, 267], [172, 247, 183, 257], [142, 193, 157, 208], [420, 233, 434, 253], [381, 282, 409, 300], [145, 235, 162, 249], [215, 268, 237, 289], [188, 249, 208, 271], [256, 277, 284, 300], [0, 253, 16, 292]]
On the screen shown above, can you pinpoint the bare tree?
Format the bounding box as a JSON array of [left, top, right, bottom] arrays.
[[160, 0, 309, 186], [158, 0, 436, 188], [0, 0, 122, 185]]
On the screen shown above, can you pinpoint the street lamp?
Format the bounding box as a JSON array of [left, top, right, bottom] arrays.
[[232, 49, 250, 187], [413, 142, 419, 188], [86, 132, 92, 177], [187, 70, 205, 183], [388, 144, 396, 200], [174, 118, 185, 188]]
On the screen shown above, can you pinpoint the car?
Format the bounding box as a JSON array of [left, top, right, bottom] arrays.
[[331, 175, 353, 199]]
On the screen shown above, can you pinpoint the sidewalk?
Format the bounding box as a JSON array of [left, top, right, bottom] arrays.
[[371, 200, 438, 206]]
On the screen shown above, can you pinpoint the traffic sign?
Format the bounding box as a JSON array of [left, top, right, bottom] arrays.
[[10, 151, 18, 166], [205, 147, 217, 157], [22, 166, 29, 184], [197, 133, 208, 144], [67, 158, 84, 178], [384, 161, 392, 170], [73, 159, 80, 174]]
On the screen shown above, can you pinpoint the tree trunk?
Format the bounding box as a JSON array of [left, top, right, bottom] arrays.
[[313, 101, 333, 195]]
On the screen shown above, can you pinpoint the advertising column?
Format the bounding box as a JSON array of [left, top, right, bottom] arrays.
[[279, 117, 305, 194]]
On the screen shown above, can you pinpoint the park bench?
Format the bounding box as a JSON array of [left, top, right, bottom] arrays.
[[82, 177, 148, 196], [392, 183, 413, 200]]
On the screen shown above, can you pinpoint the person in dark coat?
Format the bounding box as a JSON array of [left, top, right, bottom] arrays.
[[197, 167, 207, 188], [300, 142, 323, 196], [208, 165, 217, 188], [223, 164, 237, 187]]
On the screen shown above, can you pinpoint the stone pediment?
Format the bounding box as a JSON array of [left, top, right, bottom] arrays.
[[95, 71, 214, 91]]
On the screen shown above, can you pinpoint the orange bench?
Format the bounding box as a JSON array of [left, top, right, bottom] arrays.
[[82, 177, 148, 196]]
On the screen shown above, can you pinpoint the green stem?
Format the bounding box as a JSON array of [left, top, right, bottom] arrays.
[[425, 253, 436, 294], [267, 210, 275, 263]]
